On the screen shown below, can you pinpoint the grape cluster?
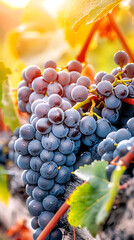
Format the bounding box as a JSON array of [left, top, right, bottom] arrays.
[[15, 50, 134, 239], [8, 127, 20, 164]]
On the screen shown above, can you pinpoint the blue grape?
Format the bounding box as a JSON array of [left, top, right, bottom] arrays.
[[20, 124, 35, 140], [17, 155, 31, 170], [32, 76, 48, 94], [74, 151, 93, 170], [106, 131, 116, 140], [57, 71, 70, 86], [52, 123, 69, 138], [48, 107, 64, 124], [116, 140, 132, 157], [36, 118, 52, 134], [44, 60, 57, 69], [26, 196, 33, 207], [69, 71, 81, 83], [79, 116, 96, 135], [48, 94, 62, 108], [101, 107, 119, 124], [97, 141, 105, 157], [26, 184, 35, 196], [21, 170, 29, 184], [41, 132, 60, 151], [28, 140, 43, 156], [82, 133, 99, 147], [26, 170, 40, 184], [106, 164, 116, 181], [49, 228, 62, 240], [71, 85, 89, 102], [35, 103, 50, 118], [101, 152, 113, 162], [40, 149, 54, 162], [26, 102, 32, 114], [15, 138, 29, 155], [32, 186, 48, 202], [60, 99, 72, 111], [29, 92, 44, 105], [47, 82, 63, 96], [65, 153, 76, 166], [55, 166, 71, 184], [31, 99, 46, 113], [73, 139, 81, 154], [67, 125, 81, 140], [33, 228, 43, 240], [94, 71, 107, 84], [30, 156, 43, 171], [97, 80, 113, 97], [101, 138, 116, 152], [64, 109, 80, 127], [91, 142, 101, 160], [104, 94, 121, 109], [101, 74, 115, 83], [67, 60, 82, 73], [35, 131, 42, 141], [114, 51, 129, 67], [22, 65, 42, 83], [49, 183, 65, 197], [127, 117, 134, 136], [43, 195, 58, 212], [18, 101, 26, 112], [77, 76, 91, 88], [115, 84, 129, 99], [40, 162, 58, 179], [31, 117, 39, 128], [17, 86, 31, 103], [31, 217, 39, 230], [38, 176, 54, 190], [38, 211, 54, 229], [43, 67, 57, 83], [124, 63, 134, 78], [96, 118, 112, 138], [115, 128, 132, 143], [58, 137, 74, 154], [53, 151, 66, 166], [28, 200, 44, 216], [128, 84, 134, 98]]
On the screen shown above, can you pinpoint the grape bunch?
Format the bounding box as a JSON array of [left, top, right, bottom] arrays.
[[15, 50, 134, 239]]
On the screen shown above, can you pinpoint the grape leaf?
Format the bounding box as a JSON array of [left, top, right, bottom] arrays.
[[67, 161, 125, 237], [0, 61, 20, 131], [65, 0, 122, 31], [0, 166, 10, 205]]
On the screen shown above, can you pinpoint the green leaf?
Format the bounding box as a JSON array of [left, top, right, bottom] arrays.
[[0, 62, 11, 107], [65, 0, 122, 31], [2, 77, 20, 131], [67, 161, 125, 237], [0, 165, 10, 205]]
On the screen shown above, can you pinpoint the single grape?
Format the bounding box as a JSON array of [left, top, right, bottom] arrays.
[[38, 211, 54, 229], [52, 123, 69, 138], [36, 118, 52, 134], [49, 228, 62, 240], [104, 94, 121, 109], [77, 76, 91, 88], [101, 151, 113, 163], [64, 109, 80, 127], [116, 139, 132, 157], [18, 100, 26, 112], [17, 87, 31, 103], [97, 80, 113, 97], [43, 68, 57, 83], [82, 133, 99, 147], [60, 99, 72, 111], [14, 138, 29, 155], [79, 116, 96, 135], [20, 124, 35, 140], [47, 82, 63, 96], [32, 186, 48, 202], [43, 195, 58, 212], [101, 74, 115, 83], [28, 200, 44, 216], [44, 60, 57, 69], [65, 152, 76, 166], [38, 176, 54, 190], [96, 118, 112, 138], [69, 71, 81, 83], [58, 137, 75, 154], [30, 156, 43, 172], [68, 125, 81, 140], [127, 117, 134, 136], [114, 84, 129, 99], [40, 149, 54, 162], [67, 60, 82, 73], [28, 139, 43, 157], [115, 128, 132, 143], [29, 92, 44, 105], [23, 65, 42, 83], [53, 151, 66, 166], [40, 162, 58, 179], [18, 80, 27, 88], [114, 51, 129, 67], [41, 132, 60, 151], [101, 107, 119, 124], [71, 85, 89, 102], [48, 94, 62, 108], [32, 76, 48, 94], [17, 154, 31, 170], [74, 151, 93, 170], [35, 103, 50, 118], [94, 71, 107, 84], [55, 166, 71, 184], [65, 83, 77, 101], [26, 184, 35, 196], [124, 63, 134, 78], [48, 107, 64, 124], [31, 99, 46, 113], [21, 170, 29, 184], [31, 217, 39, 230], [26, 196, 33, 207], [57, 71, 70, 86], [26, 169, 40, 184], [49, 183, 65, 197]]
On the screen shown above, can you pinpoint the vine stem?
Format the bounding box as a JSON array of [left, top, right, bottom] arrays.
[[107, 13, 134, 62], [76, 20, 100, 63], [36, 202, 69, 240]]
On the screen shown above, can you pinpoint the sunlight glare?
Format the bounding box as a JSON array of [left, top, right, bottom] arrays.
[[0, 0, 30, 8], [44, 0, 65, 16]]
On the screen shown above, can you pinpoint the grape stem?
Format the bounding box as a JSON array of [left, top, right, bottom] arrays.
[[107, 13, 134, 62], [76, 20, 101, 63], [72, 94, 98, 110], [36, 202, 69, 240]]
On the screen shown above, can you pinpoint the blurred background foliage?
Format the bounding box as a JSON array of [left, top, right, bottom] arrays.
[[0, 0, 134, 88]]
